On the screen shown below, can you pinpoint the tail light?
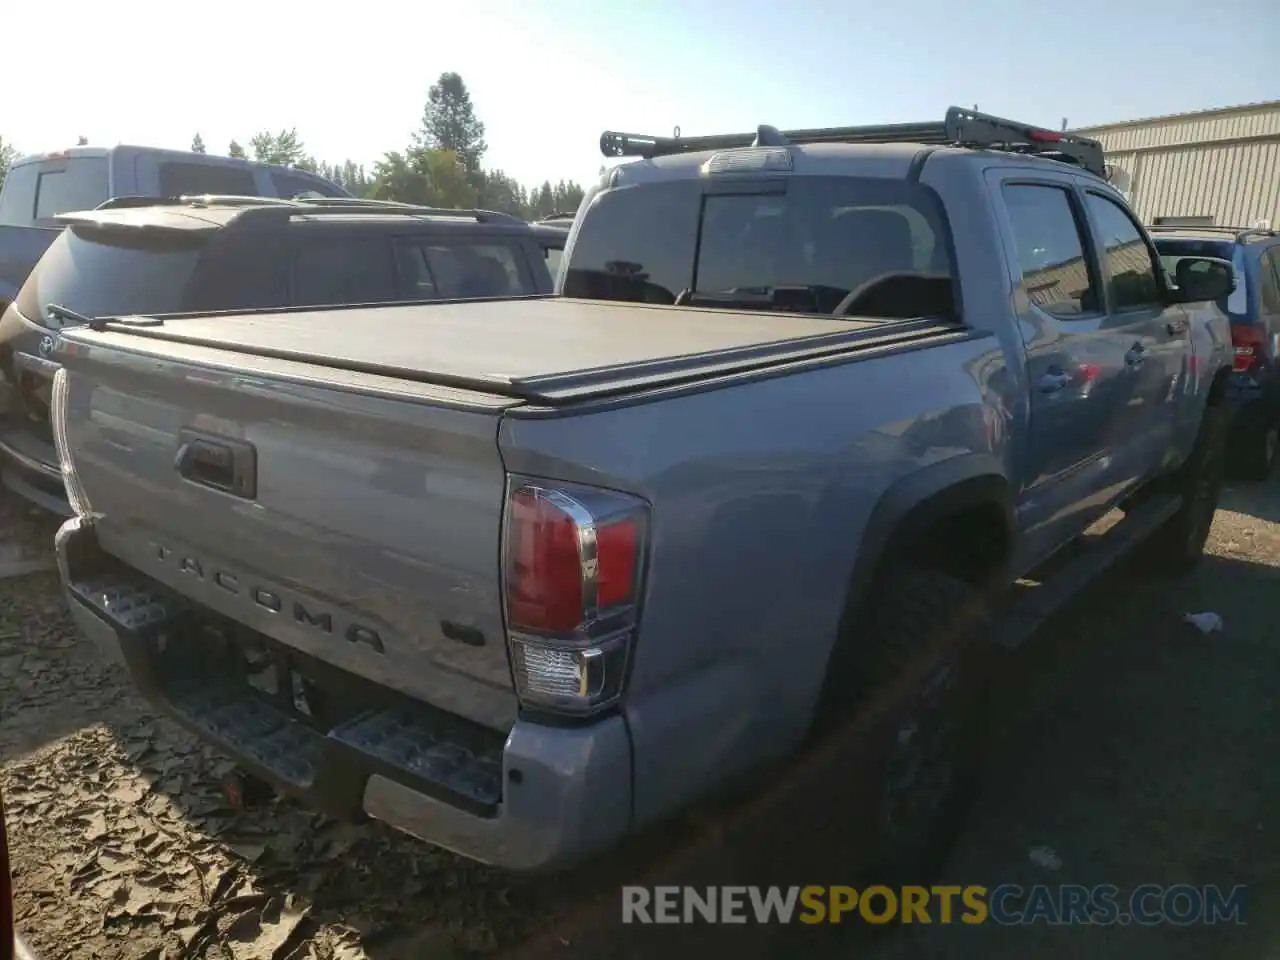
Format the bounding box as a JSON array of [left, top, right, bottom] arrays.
[[1232, 325, 1264, 373], [502, 479, 649, 717]]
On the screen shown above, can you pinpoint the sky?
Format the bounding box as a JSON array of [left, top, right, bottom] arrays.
[[2, 0, 1277, 191]]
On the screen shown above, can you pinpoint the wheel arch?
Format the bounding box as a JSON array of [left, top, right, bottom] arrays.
[[812, 454, 1015, 725]]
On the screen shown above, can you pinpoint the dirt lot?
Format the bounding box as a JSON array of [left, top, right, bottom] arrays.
[[5, 478, 1280, 959]]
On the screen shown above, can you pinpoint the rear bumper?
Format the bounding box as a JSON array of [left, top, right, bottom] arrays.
[[56, 517, 634, 871], [0, 420, 71, 517]]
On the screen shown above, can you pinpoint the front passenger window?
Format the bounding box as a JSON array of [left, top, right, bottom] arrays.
[[1085, 193, 1163, 311], [1002, 183, 1100, 317]]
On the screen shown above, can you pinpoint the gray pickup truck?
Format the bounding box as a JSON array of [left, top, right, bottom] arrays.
[[50, 108, 1234, 875]]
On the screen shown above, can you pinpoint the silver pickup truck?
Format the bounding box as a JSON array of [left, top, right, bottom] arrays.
[[50, 108, 1234, 875]]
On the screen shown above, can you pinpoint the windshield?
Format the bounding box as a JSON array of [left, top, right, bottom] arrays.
[[14, 226, 204, 328], [564, 175, 957, 320], [1153, 237, 1247, 318]]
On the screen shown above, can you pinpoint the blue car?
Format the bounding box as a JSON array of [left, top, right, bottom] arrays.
[[1152, 224, 1280, 479]]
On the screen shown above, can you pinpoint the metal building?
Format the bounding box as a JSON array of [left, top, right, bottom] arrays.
[[1071, 100, 1280, 228]]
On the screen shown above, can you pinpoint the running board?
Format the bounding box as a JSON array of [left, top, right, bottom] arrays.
[[995, 492, 1183, 651]]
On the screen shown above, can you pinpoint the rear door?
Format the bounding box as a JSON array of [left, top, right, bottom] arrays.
[[1081, 189, 1188, 481], [989, 172, 1133, 560]]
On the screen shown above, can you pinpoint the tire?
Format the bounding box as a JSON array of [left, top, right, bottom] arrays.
[[1229, 403, 1279, 482], [1140, 401, 1227, 575], [820, 567, 992, 883]]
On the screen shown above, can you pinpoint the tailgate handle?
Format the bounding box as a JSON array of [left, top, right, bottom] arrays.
[[175, 430, 257, 499]]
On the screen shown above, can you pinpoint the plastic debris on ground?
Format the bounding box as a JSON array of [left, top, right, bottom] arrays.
[[1028, 846, 1062, 871], [1183, 612, 1224, 634]]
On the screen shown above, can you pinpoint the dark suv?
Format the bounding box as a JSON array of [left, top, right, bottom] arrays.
[[1152, 224, 1280, 478], [0, 196, 566, 514]]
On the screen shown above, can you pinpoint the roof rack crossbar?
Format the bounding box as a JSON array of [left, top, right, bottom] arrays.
[[600, 106, 1106, 177]]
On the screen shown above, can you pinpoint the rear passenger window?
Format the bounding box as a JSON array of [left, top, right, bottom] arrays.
[[1084, 192, 1163, 310], [1002, 184, 1099, 317], [158, 162, 258, 198], [293, 236, 398, 306], [399, 240, 534, 300]]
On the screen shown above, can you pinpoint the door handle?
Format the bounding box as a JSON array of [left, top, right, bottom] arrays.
[[175, 429, 257, 499], [1037, 369, 1072, 394], [1166, 318, 1188, 336], [1124, 343, 1146, 368]]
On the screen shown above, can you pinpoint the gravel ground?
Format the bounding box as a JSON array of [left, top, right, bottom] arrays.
[[5, 476, 1280, 959]]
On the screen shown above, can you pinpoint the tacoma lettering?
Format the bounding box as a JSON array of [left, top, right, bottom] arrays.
[[293, 603, 333, 633], [146, 541, 385, 655]]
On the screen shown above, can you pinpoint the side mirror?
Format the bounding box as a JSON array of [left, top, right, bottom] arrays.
[[1172, 256, 1234, 303]]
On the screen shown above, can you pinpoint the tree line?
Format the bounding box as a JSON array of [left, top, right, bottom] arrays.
[[0, 73, 586, 222]]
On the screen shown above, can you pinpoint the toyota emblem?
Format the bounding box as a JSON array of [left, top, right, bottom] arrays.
[[38, 335, 55, 358]]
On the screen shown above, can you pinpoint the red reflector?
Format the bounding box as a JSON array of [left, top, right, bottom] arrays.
[[1028, 130, 1063, 143], [507, 488, 583, 633], [1078, 363, 1102, 383], [596, 519, 638, 609]]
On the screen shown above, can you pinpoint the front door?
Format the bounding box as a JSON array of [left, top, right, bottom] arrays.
[[1081, 189, 1190, 485]]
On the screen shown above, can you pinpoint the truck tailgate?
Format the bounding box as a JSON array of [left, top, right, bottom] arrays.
[[58, 340, 523, 732]]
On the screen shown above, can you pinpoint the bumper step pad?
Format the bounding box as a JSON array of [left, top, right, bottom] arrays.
[[67, 570, 505, 817], [332, 708, 503, 807], [70, 575, 181, 632]]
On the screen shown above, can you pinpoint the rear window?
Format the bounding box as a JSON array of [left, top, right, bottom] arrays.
[[15, 227, 203, 328], [1153, 237, 1247, 318], [158, 161, 258, 197], [0, 158, 110, 225], [564, 176, 957, 319]]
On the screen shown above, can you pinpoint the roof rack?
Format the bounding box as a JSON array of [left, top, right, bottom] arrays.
[[599, 106, 1106, 177], [92, 194, 527, 224], [1147, 224, 1276, 242]]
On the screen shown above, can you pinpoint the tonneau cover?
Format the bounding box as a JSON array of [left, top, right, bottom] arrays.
[[87, 298, 956, 404]]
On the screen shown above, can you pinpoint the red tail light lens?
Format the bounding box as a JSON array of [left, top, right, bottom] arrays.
[[507, 488, 585, 634], [1233, 325, 1264, 373], [503, 480, 649, 716]]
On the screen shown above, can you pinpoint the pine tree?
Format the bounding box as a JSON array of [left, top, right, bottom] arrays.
[[414, 72, 487, 172]]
